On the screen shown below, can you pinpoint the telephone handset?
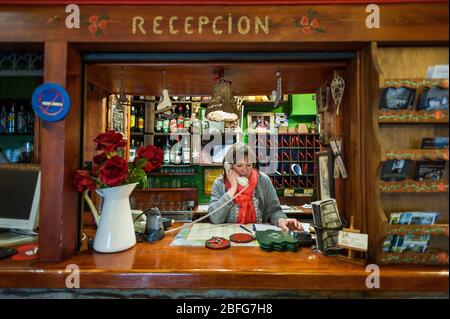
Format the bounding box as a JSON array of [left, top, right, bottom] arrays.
[[224, 162, 249, 187], [165, 163, 249, 235]]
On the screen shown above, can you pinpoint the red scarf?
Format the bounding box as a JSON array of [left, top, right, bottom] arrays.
[[224, 168, 259, 224]]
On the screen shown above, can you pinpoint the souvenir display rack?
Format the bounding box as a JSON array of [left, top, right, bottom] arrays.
[[365, 45, 449, 265]]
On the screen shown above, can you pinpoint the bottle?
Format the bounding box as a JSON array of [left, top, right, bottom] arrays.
[[155, 114, 163, 133], [163, 139, 171, 165], [183, 105, 191, 132], [175, 144, 182, 165], [7, 103, 15, 133], [177, 105, 184, 129], [137, 105, 144, 132], [191, 112, 200, 134], [169, 110, 177, 133], [162, 114, 170, 133], [16, 105, 27, 133], [0, 105, 7, 133], [130, 106, 136, 132], [129, 139, 136, 162], [27, 107, 35, 133], [182, 138, 191, 165]]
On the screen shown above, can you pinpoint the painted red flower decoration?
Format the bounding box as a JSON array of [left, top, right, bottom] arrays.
[[83, 13, 109, 36], [295, 8, 325, 35], [310, 18, 320, 28], [437, 182, 447, 192], [300, 16, 309, 26]]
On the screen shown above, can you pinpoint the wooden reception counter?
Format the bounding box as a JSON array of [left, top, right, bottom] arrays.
[[0, 226, 447, 296]]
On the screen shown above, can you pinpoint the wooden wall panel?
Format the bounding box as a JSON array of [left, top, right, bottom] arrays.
[[84, 83, 107, 161], [0, 4, 448, 43], [39, 43, 82, 261], [344, 49, 365, 234]]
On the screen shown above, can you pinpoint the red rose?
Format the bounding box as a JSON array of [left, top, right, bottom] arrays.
[[300, 16, 309, 26], [88, 24, 98, 34], [73, 170, 96, 192], [98, 20, 107, 30], [151, 147, 164, 164], [137, 145, 155, 160], [99, 156, 129, 187], [138, 145, 163, 164], [88, 15, 98, 24], [143, 161, 156, 173], [94, 130, 127, 152], [302, 27, 311, 35], [134, 156, 160, 173], [93, 153, 107, 165]]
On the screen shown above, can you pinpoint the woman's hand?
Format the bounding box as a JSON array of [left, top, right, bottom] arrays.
[[226, 169, 239, 197], [226, 169, 239, 189], [278, 218, 304, 232]]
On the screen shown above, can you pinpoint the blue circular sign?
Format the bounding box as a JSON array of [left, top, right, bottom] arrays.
[[31, 83, 71, 122]]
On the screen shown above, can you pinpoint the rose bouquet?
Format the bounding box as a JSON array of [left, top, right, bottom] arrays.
[[73, 130, 163, 193]]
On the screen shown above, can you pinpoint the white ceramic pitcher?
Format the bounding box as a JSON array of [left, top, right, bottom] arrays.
[[85, 182, 138, 253]]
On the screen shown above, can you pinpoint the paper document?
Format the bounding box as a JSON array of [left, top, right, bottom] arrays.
[[300, 223, 311, 233], [187, 223, 253, 241], [170, 223, 259, 247], [338, 230, 368, 252], [253, 224, 282, 232], [196, 204, 209, 212]]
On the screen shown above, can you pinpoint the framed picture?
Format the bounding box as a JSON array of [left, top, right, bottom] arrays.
[[107, 94, 129, 141], [247, 112, 275, 133], [315, 150, 334, 200]]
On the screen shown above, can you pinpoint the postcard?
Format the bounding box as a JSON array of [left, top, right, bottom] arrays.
[[389, 213, 402, 224], [399, 212, 439, 225], [380, 160, 413, 182], [421, 137, 449, 149], [379, 87, 415, 110], [413, 160, 446, 181]]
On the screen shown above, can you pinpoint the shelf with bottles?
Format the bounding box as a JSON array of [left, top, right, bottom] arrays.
[[0, 100, 35, 136], [158, 135, 192, 166], [154, 102, 197, 135], [129, 97, 146, 135]]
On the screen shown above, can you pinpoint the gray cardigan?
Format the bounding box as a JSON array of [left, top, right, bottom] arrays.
[[208, 172, 287, 226]]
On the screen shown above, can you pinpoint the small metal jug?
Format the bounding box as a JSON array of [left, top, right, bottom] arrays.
[[144, 208, 165, 242]]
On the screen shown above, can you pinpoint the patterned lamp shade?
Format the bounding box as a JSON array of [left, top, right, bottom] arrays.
[[205, 79, 240, 122]]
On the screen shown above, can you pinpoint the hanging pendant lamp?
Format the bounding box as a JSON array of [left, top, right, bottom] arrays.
[[205, 78, 240, 122]]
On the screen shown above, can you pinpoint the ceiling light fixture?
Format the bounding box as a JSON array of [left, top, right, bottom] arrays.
[[205, 70, 240, 122]]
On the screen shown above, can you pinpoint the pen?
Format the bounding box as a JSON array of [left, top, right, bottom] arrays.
[[240, 225, 253, 234]]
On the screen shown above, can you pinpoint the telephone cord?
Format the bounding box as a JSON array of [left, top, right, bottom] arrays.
[[165, 185, 249, 234]]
